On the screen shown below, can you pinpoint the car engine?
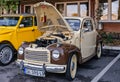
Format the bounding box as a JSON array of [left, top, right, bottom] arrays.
[[30, 32, 70, 48], [34, 38, 58, 47]]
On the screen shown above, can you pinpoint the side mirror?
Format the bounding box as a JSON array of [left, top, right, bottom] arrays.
[[19, 24, 24, 28]]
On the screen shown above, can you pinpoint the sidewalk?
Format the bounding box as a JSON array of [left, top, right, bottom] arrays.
[[103, 45, 120, 55]]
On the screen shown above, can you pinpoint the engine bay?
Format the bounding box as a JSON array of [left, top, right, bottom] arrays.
[[34, 38, 58, 47], [31, 33, 65, 47], [29, 31, 72, 48]]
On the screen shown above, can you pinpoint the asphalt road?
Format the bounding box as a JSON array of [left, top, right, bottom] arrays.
[[0, 50, 119, 82]]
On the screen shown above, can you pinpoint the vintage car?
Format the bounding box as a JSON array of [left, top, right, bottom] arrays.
[[0, 14, 42, 65], [17, 2, 102, 80]]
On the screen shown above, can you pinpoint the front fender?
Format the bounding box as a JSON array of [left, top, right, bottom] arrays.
[[17, 42, 30, 60], [97, 34, 102, 43], [47, 43, 81, 65], [0, 32, 18, 49]]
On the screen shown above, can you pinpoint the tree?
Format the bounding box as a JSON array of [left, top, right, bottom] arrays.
[[0, 0, 19, 14], [0, 0, 4, 15]]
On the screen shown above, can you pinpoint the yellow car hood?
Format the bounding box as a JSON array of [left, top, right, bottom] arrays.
[[34, 2, 72, 32]]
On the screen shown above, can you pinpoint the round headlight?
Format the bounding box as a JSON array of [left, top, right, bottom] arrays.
[[18, 47, 24, 55], [52, 50, 60, 59]]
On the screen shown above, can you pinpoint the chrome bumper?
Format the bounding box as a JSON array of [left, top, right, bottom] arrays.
[[16, 60, 66, 73]]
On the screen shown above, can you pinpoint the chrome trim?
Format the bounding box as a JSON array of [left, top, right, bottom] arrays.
[[24, 47, 50, 63], [16, 60, 66, 73], [46, 66, 65, 73]]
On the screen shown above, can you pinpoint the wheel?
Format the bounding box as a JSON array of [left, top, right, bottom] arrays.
[[0, 44, 14, 65], [66, 54, 77, 81], [96, 42, 102, 59]]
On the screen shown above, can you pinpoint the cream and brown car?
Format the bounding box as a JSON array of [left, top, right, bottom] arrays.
[[17, 2, 102, 80]]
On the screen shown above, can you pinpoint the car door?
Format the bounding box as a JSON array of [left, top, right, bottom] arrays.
[[81, 19, 97, 59], [17, 16, 35, 46]]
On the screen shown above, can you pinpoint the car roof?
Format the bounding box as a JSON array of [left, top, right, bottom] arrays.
[[0, 14, 36, 17]]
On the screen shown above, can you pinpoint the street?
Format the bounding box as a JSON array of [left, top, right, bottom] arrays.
[[0, 50, 119, 82]]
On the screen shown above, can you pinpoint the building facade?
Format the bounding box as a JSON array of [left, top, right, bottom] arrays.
[[20, 0, 95, 17]]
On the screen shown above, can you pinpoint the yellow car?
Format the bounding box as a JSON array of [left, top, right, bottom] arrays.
[[0, 14, 42, 65]]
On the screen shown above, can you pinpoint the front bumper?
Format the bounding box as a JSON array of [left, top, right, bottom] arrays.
[[16, 60, 66, 74]]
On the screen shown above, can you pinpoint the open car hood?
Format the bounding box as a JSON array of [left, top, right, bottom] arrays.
[[34, 2, 72, 32]]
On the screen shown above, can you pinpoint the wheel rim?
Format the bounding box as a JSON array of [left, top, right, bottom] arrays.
[[70, 55, 77, 79], [0, 47, 13, 64], [97, 43, 101, 58]]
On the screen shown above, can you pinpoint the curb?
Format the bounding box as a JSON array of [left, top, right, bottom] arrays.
[[103, 45, 120, 50]]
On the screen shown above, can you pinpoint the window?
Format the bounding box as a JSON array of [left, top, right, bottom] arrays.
[[98, 0, 120, 21], [111, 0, 119, 20], [34, 17, 37, 26], [83, 20, 93, 32], [55, 1, 89, 17], [56, 4, 64, 16], [25, 6, 31, 13], [80, 2, 89, 16], [99, 0, 108, 20], [21, 17, 33, 27], [65, 19, 80, 31], [0, 17, 19, 26], [67, 3, 78, 16], [24, 5, 34, 14]]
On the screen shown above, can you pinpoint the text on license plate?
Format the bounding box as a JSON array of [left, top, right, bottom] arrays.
[[24, 68, 45, 77]]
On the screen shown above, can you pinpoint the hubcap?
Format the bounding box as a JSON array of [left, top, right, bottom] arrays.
[[70, 55, 77, 78], [97, 44, 101, 58], [71, 62, 75, 71], [0, 47, 13, 64]]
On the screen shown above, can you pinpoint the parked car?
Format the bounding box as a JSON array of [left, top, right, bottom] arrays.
[[17, 2, 102, 80], [0, 14, 42, 65]]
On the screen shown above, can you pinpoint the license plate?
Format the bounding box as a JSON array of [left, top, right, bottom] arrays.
[[24, 68, 45, 77]]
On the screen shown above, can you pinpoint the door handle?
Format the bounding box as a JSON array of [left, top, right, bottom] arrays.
[[32, 29, 35, 31]]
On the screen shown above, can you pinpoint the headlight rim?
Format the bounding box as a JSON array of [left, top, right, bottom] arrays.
[[52, 50, 60, 60], [18, 47, 24, 55]]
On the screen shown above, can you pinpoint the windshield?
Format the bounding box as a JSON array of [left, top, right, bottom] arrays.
[[65, 19, 80, 31], [0, 17, 19, 26]]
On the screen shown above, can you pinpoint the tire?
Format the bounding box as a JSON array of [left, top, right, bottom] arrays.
[[0, 44, 14, 65], [66, 54, 77, 81], [96, 42, 102, 59]]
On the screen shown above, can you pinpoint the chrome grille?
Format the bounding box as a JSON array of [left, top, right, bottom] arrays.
[[25, 49, 49, 62]]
